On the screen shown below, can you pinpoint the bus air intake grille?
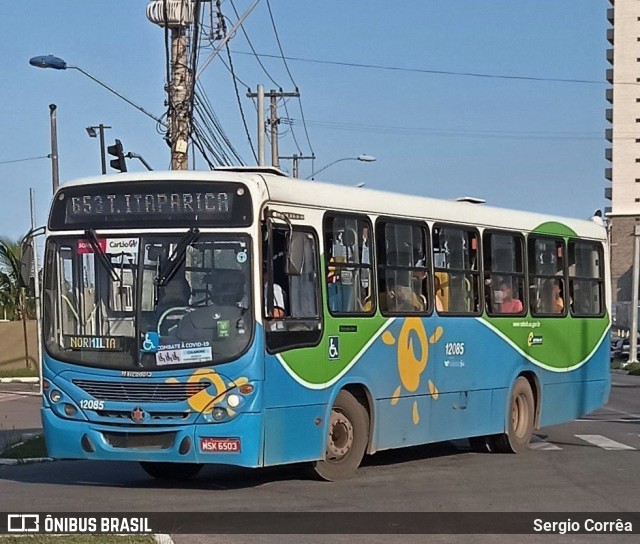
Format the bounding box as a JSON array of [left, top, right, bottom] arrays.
[[72, 380, 211, 402], [102, 431, 176, 450]]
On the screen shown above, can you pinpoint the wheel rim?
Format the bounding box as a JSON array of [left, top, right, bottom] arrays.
[[326, 408, 354, 462], [511, 393, 530, 440]]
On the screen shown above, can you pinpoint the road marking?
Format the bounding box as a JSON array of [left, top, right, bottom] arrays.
[[529, 435, 562, 450], [600, 406, 640, 419], [575, 434, 636, 451], [576, 417, 640, 423], [0, 391, 40, 403]]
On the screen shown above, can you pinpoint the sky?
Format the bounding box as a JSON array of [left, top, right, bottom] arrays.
[[0, 0, 610, 242]]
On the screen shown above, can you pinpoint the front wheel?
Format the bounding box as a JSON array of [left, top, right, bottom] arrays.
[[139, 461, 203, 480], [312, 390, 369, 481], [494, 376, 535, 453]]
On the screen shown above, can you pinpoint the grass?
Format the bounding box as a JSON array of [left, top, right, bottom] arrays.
[[610, 359, 623, 370], [0, 367, 39, 378], [0, 434, 47, 459], [625, 362, 640, 375], [0, 537, 156, 543]]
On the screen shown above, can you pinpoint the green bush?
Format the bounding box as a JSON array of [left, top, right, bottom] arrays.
[[0, 434, 47, 459], [627, 363, 640, 376], [611, 359, 623, 370]]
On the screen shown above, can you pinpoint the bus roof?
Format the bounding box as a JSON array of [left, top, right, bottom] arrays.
[[260, 174, 606, 240], [58, 170, 606, 240]]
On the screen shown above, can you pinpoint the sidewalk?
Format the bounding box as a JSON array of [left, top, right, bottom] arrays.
[[0, 382, 42, 453]]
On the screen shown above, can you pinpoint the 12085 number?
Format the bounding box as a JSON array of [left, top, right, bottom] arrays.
[[80, 399, 104, 410], [445, 342, 465, 356]]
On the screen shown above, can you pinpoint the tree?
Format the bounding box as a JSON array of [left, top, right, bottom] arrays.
[[0, 237, 22, 320]]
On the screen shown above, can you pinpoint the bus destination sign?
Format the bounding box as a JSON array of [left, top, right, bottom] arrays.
[[50, 181, 252, 229]]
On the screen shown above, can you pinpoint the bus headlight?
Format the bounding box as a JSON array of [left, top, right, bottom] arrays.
[[227, 394, 240, 408], [50, 390, 62, 403], [212, 407, 228, 421]]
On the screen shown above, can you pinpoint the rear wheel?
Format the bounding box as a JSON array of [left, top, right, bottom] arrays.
[[139, 461, 203, 480], [312, 390, 369, 481], [494, 376, 535, 453]]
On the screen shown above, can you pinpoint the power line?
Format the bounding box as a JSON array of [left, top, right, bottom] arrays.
[[0, 155, 50, 165], [287, 118, 612, 141], [225, 42, 258, 162], [231, 50, 612, 85], [229, 0, 281, 88], [264, 0, 313, 157]]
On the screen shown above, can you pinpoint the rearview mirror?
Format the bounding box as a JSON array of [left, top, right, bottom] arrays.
[[20, 239, 34, 290]]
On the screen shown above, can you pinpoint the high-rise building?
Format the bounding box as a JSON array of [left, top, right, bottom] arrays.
[[606, 0, 640, 316]]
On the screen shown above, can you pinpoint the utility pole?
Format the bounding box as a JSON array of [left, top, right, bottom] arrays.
[[169, 25, 190, 170], [86, 124, 111, 174], [629, 225, 640, 363], [279, 153, 315, 178], [256, 85, 265, 166], [49, 104, 59, 192], [147, 0, 194, 170], [270, 92, 279, 168], [247, 87, 299, 168]]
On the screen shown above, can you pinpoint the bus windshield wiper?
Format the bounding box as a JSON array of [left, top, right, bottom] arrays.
[[85, 229, 119, 282], [155, 228, 200, 287]]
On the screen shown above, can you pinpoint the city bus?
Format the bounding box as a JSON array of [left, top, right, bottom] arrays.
[[30, 169, 610, 481]]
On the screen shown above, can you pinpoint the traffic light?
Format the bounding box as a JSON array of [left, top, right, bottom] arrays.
[[107, 139, 127, 172]]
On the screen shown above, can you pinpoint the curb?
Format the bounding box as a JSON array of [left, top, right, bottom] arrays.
[[0, 432, 51, 466], [0, 456, 53, 466], [0, 377, 40, 384]]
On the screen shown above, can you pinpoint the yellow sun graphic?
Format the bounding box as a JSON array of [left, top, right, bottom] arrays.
[[167, 368, 248, 415], [382, 318, 442, 424]]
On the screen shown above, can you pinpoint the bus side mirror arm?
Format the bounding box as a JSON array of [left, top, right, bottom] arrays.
[[19, 226, 44, 292]]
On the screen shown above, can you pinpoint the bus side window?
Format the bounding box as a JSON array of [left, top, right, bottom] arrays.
[[376, 219, 429, 316], [432, 225, 480, 315], [529, 236, 566, 317], [568, 240, 604, 317], [324, 214, 374, 315], [264, 224, 322, 354]]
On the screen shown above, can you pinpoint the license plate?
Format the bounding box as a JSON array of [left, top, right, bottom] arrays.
[[200, 437, 241, 453]]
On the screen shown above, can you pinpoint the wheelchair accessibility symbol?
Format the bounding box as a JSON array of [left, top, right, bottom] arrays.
[[142, 331, 160, 353], [328, 336, 340, 360]]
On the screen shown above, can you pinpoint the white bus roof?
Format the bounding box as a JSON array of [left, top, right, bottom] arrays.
[[58, 170, 606, 240]]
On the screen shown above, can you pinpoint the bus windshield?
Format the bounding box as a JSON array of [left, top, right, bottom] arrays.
[[43, 233, 253, 370]]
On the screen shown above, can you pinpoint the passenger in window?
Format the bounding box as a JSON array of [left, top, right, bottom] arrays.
[[434, 275, 444, 312], [262, 258, 286, 319], [269, 283, 286, 318], [410, 260, 428, 312], [552, 282, 564, 313], [498, 282, 524, 314], [385, 277, 414, 313], [539, 279, 564, 314]]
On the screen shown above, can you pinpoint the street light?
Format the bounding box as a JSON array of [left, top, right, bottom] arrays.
[[307, 154, 376, 180], [86, 124, 111, 175], [29, 55, 165, 126]]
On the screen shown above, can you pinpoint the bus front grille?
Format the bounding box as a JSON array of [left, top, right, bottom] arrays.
[[102, 431, 176, 450], [72, 379, 210, 402]]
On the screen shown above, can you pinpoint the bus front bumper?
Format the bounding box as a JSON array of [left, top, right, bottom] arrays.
[[41, 408, 262, 467]]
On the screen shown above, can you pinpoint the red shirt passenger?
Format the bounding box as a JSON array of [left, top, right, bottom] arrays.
[[499, 283, 524, 314]]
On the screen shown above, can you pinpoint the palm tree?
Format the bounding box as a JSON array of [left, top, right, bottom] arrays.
[[0, 237, 23, 320]]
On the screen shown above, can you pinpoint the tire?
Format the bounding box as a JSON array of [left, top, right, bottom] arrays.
[[494, 376, 535, 453], [312, 390, 369, 481], [139, 461, 203, 480]]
